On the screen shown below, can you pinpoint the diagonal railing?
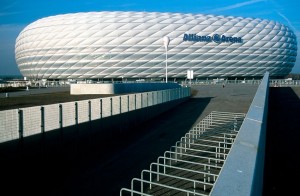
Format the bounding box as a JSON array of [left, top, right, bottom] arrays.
[[120, 111, 246, 196]]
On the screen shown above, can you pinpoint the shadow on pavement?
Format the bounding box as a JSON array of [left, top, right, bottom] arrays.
[[264, 87, 300, 196], [1, 97, 212, 196]]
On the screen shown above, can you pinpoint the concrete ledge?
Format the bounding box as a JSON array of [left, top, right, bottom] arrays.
[[211, 72, 269, 196], [70, 83, 181, 94]]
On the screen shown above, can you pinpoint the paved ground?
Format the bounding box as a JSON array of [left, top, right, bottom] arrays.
[[60, 84, 258, 196], [0, 86, 69, 97], [1, 84, 258, 196], [0, 87, 115, 110], [2, 84, 299, 196], [263, 87, 300, 196]]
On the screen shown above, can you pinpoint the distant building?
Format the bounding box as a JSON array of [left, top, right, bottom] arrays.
[[15, 11, 297, 80]]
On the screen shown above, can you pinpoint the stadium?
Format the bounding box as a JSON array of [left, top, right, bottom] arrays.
[[15, 11, 297, 80]]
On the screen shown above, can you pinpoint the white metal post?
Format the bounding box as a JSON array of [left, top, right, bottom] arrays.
[[163, 36, 170, 83], [166, 49, 168, 83]]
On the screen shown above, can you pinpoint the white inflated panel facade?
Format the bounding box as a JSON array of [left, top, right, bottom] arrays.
[[15, 11, 297, 79]]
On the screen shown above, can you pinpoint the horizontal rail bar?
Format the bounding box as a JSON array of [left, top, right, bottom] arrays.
[[120, 188, 152, 196], [131, 178, 207, 196]]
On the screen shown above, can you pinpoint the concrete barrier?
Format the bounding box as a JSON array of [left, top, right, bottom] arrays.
[[211, 72, 269, 196], [70, 82, 181, 94]]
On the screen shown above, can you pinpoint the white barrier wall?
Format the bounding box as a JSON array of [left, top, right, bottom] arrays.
[[44, 104, 60, 132], [70, 83, 181, 94], [0, 109, 19, 142], [0, 88, 190, 143], [22, 106, 41, 137]]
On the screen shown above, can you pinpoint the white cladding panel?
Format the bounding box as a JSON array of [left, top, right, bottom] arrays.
[[15, 11, 297, 79]]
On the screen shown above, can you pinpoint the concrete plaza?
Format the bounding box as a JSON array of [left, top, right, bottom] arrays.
[[1, 84, 299, 195]]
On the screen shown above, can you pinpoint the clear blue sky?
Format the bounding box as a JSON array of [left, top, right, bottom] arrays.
[[1, 0, 299, 75]]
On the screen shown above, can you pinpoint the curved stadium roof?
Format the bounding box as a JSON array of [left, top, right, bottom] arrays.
[[15, 11, 297, 79]]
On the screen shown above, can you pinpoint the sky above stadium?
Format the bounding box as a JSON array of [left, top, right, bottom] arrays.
[[1, 0, 300, 75]]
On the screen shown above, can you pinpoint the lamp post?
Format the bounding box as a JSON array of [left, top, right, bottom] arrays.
[[163, 36, 170, 83]]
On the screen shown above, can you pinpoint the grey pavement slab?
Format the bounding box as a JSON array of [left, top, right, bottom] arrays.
[[0, 87, 69, 98]]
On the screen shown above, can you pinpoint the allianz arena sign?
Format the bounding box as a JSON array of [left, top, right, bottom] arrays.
[[183, 33, 243, 43]]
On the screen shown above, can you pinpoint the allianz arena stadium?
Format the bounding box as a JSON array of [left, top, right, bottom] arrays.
[[15, 11, 297, 80]]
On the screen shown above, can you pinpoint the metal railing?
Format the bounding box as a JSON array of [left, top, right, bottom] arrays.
[[182, 78, 300, 87], [2, 78, 300, 88], [120, 111, 245, 196]]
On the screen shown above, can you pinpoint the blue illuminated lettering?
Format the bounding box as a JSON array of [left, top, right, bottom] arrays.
[[183, 33, 242, 43]]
